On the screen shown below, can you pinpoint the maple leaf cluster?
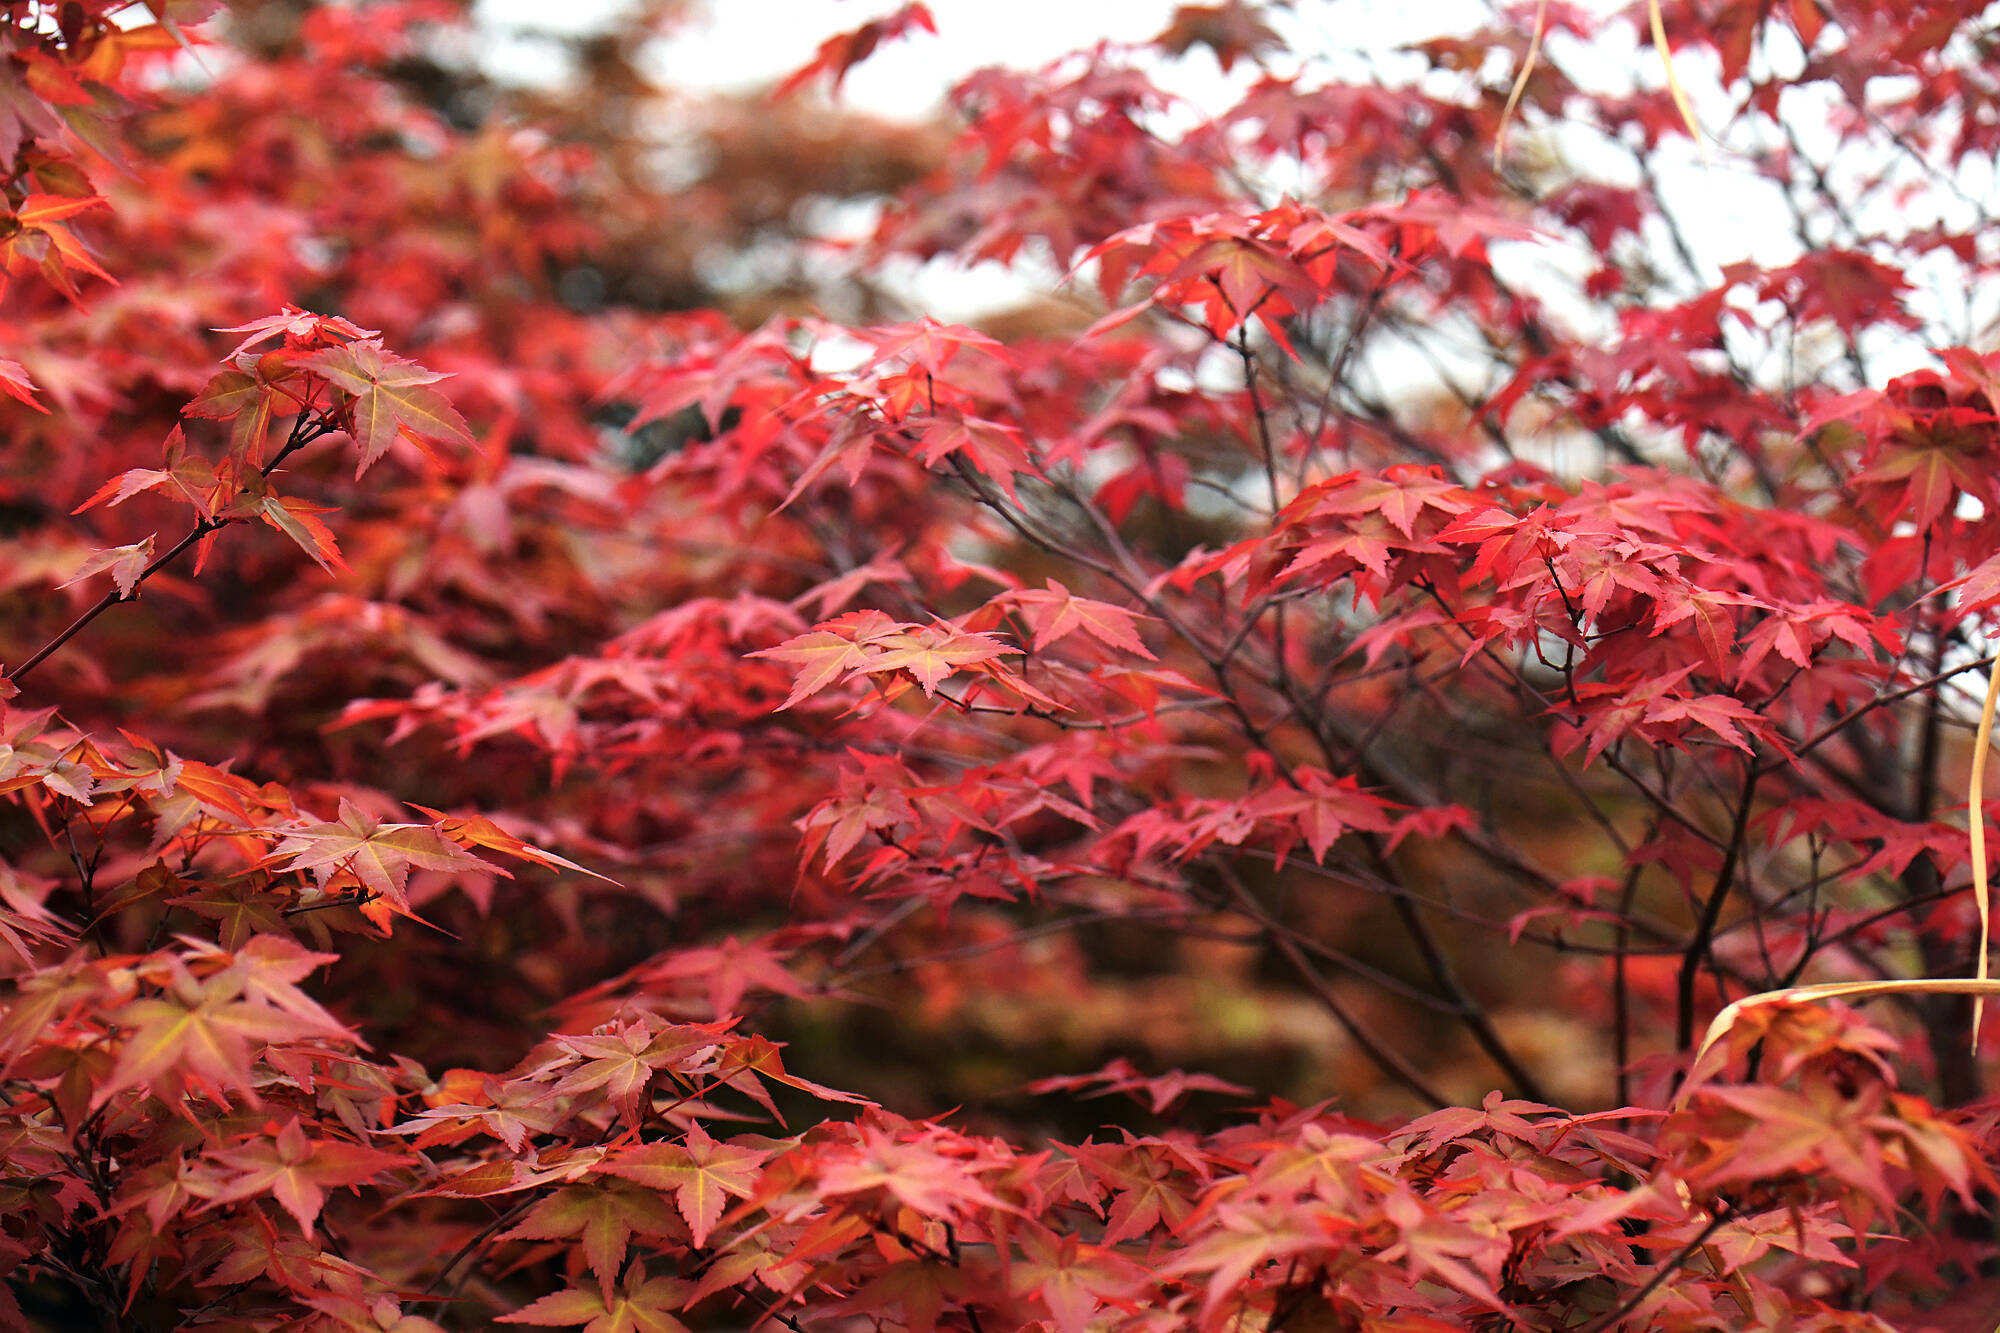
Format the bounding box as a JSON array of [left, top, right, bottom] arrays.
[[2, 0, 2000, 1330]]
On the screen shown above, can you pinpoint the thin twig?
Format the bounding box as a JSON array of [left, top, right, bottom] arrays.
[[1579, 1208, 1733, 1333], [7, 418, 336, 686]]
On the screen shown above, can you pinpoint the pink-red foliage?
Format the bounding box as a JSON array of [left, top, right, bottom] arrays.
[[1, 1, 1999, 1330]]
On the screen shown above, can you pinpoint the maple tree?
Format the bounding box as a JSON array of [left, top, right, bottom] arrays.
[[5, 0, 2000, 1328]]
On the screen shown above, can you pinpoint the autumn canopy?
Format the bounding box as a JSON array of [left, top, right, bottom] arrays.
[[4, 0, 2000, 1329]]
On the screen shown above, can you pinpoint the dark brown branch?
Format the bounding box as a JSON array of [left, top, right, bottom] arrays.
[[1580, 1208, 1733, 1333], [1675, 768, 1762, 1053], [1223, 867, 1449, 1109]]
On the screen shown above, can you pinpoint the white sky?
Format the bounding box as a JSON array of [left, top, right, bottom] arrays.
[[476, 0, 1492, 115], [466, 0, 1993, 382]]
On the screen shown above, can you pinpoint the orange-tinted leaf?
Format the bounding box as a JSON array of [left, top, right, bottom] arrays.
[[497, 1270, 690, 1333], [305, 338, 476, 474], [60, 536, 153, 598], [746, 629, 871, 709], [267, 799, 496, 911], [500, 1186, 683, 1292], [1010, 580, 1155, 657], [258, 495, 349, 574], [859, 626, 1019, 697], [0, 357, 47, 413], [600, 1124, 767, 1248]]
